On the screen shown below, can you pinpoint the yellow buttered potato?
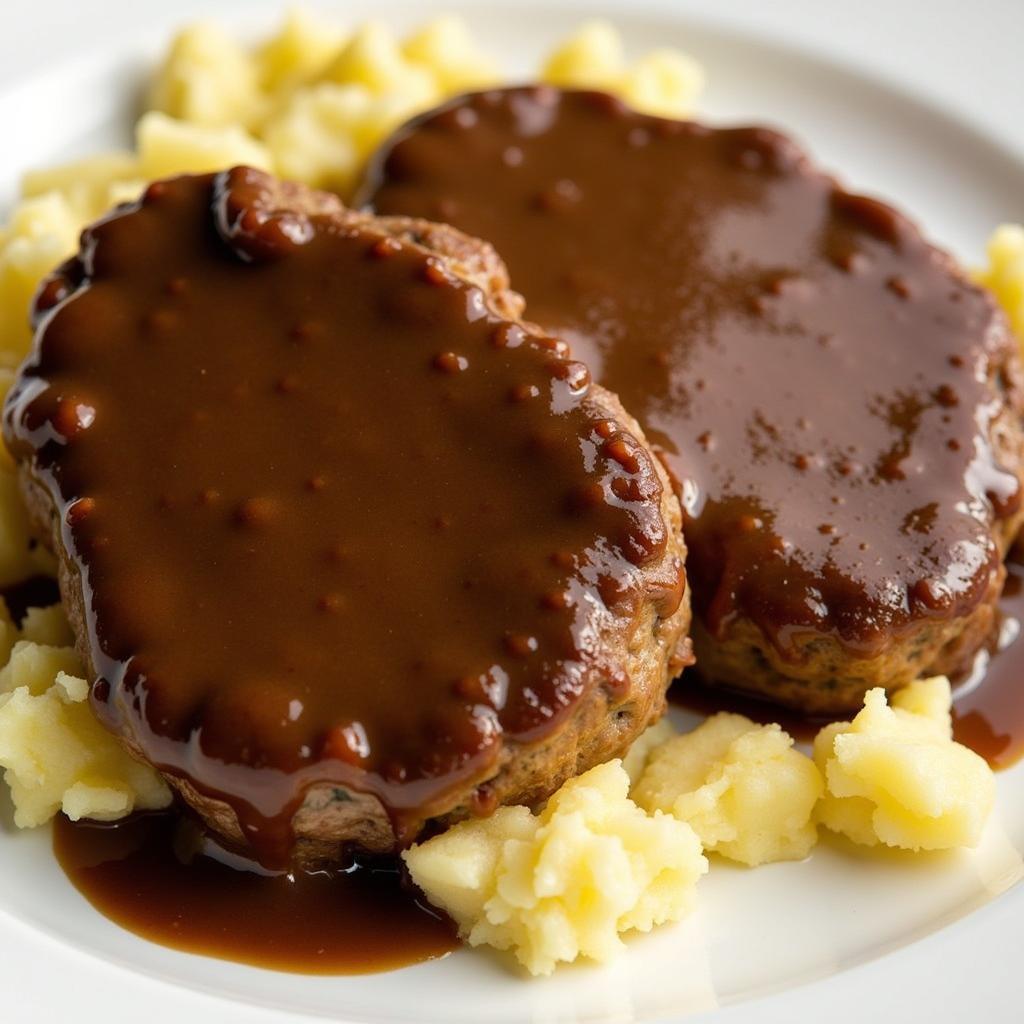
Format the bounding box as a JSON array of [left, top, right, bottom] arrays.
[[404, 760, 707, 975], [262, 83, 404, 194], [0, 602, 171, 826], [403, 15, 501, 93], [149, 21, 261, 129], [813, 677, 995, 851], [255, 7, 348, 93], [0, 192, 84, 368], [621, 49, 705, 119], [21, 153, 140, 221], [976, 223, 1024, 339], [544, 20, 626, 90], [324, 22, 439, 107], [542, 20, 704, 118], [634, 713, 823, 866], [136, 111, 273, 179]]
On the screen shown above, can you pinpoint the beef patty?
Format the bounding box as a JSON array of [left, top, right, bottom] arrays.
[[359, 86, 1024, 714], [2, 167, 691, 869]]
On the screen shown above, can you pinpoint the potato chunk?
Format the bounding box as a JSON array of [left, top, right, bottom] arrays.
[[136, 111, 273, 179], [403, 760, 706, 975], [813, 677, 995, 851], [149, 22, 261, 129], [0, 610, 171, 827], [976, 223, 1024, 339], [542, 20, 704, 117], [633, 713, 823, 866]]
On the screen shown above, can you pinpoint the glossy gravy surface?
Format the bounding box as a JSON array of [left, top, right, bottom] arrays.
[[53, 812, 456, 973], [363, 87, 1021, 660], [5, 168, 677, 867]]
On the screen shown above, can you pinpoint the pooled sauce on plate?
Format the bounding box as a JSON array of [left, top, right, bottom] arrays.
[[951, 558, 1024, 769], [4, 168, 681, 868], [362, 86, 1021, 661], [52, 811, 456, 973]]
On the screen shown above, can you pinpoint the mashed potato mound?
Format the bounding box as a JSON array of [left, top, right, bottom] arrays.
[[0, 192, 85, 368], [633, 713, 823, 866], [403, 760, 707, 976], [149, 21, 263, 130], [402, 15, 501, 93], [542, 20, 704, 118], [263, 83, 419, 193], [976, 223, 1024, 340], [0, 604, 171, 826], [813, 677, 995, 851], [256, 8, 348, 94], [137, 111, 273, 180]]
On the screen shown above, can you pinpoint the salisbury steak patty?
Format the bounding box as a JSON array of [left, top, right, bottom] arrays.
[[360, 87, 1024, 713], [3, 167, 691, 869]]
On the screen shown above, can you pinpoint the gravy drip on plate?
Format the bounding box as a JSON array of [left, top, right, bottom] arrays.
[[4, 169, 679, 868], [53, 812, 456, 973], [362, 87, 1021, 662], [951, 557, 1024, 769]]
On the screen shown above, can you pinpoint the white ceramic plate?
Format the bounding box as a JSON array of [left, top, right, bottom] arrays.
[[2, 2, 1023, 1022]]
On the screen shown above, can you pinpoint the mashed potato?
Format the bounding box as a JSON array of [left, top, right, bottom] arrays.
[[542, 20, 704, 118], [813, 677, 995, 851], [977, 223, 1024, 340], [0, 604, 171, 826], [256, 8, 348, 94], [403, 760, 707, 975], [136, 111, 272, 179], [402, 15, 501, 93], [0, 192, 84, 367], [621, 716, 678, 784], [633, 713, 823, 866], [149, 21, 263, 130], [263, 83, 416, 193]]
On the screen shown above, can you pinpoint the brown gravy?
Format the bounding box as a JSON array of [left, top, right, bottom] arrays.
[[950, 559, 1024, 769], [1, 574, 59, 622], [671, 557, 1024, 768], [52, 811, 457, 974]]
